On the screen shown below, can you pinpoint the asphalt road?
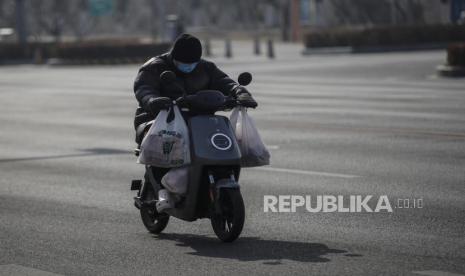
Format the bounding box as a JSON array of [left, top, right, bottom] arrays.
[[1, 43, 464, 276]]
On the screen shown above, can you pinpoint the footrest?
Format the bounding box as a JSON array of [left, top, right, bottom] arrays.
[[133, 197, 157, 209]]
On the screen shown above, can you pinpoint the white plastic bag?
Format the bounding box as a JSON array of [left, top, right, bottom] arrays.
[[230, 106, 270, 167], [138, 106, 191, 167], [161, 166, 189, 195]]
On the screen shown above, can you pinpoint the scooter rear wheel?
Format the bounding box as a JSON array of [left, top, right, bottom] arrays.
[[211, 188, 245, 242], [140, 187, 169, 234]]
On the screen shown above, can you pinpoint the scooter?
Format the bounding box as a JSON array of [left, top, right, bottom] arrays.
[[130, 71, 253, 242]]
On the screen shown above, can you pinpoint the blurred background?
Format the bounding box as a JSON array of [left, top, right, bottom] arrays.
[[1, 0, 465, 65], [0, 0, 461, 41]]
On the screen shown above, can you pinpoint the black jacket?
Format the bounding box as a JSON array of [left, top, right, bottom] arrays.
[[133, 53, 239, 128]]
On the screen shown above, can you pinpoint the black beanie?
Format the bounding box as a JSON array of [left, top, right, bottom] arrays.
[[170, 34, 202, 63]]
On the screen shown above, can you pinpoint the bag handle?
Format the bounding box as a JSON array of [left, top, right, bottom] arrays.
[[166, 107, 175, 123]]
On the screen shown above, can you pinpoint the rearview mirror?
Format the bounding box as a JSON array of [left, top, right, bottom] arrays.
[[238, 72, 252, 86]]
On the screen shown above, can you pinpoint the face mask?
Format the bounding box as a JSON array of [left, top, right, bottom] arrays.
[[174, 60, 198, 73]]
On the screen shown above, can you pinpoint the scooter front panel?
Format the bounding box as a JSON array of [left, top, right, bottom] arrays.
[[188, 115, 241, 165]]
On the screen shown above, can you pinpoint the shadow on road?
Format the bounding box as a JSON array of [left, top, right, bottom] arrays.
[[0, 147, 130, 163], [154, 233, 355, 264]]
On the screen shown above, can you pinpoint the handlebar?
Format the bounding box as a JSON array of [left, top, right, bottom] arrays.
[[173, 97, 241, 110], [159, 70, 254, 111]]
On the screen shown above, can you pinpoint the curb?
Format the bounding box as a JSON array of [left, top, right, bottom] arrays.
[[301, 47, 352, 55], [302, 43, 447, 56], [46, 57, 147, 66], [1, 57, 148, 66], [436, 64, 465, 77]]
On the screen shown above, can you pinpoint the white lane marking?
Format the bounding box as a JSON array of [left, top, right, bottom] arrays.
[[413, 270, 465, 276], [250, 167, 361, 179], [266, 145, 280, 150], [0, 264, 63, 276]]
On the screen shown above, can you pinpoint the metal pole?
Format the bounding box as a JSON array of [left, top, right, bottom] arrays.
[[156, 0, 166, 41], [390, 0, 397, 25], [281, 0, 290, 42], [254, 34, 261, 55], [225, 38, 232, 58], [315, 0, 322, 27], [15, 0, 27, 45], [150, 0, 156, 39], [204, 37, 211, 57], [267, 39, 275, 59]]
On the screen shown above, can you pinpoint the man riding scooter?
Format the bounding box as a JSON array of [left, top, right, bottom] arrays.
[[132, 34, 264, 242], [133, 33, 257, 181]]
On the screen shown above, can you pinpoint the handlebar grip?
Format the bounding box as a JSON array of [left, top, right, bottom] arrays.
[[174, 97, 189, 108]]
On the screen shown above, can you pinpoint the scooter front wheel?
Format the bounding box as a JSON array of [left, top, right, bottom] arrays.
[[211, 188, 245, 242], [140, 187, 169, 234]]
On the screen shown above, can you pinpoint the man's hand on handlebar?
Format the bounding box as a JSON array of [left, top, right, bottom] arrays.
[[147, 97, 172, 114], [234, 86, 258, 108], [238, 94, 258, 108]]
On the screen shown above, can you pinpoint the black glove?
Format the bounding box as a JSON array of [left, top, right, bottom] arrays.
[[147, 97, 172, 115], [234, 86, 258, 108]]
